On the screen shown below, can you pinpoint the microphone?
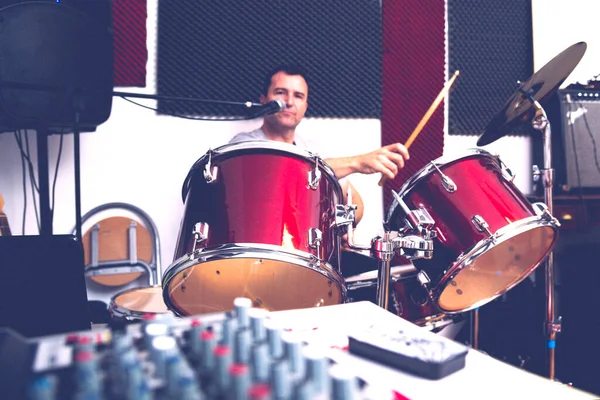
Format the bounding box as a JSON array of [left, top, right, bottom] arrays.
[[247, 99, 286, 117]]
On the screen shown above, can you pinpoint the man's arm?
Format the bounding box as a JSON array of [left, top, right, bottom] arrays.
[[324, 143, 410, 180]]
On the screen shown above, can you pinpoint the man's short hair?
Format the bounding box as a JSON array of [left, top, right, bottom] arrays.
[[261, 64, 309, 95]]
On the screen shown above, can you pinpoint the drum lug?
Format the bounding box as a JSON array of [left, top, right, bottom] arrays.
[[532, 202, 559, 224], [417, 270, 431, 289], [471, 214, 495, 241], [430, 162, 457, 193], [192, 222, 209, 252], [307, 156, 322, 190], [203, 150, 218, 183], [496, 154, 516, 182], [335, 204, 356, 232], [307, 228, 323, 256]]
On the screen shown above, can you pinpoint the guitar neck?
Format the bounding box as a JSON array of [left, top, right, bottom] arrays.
[[0, 212, 11, 236]]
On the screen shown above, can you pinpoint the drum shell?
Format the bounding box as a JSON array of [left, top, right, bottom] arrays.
[[173, 146, 342, 268], [386, 150, 559, 312]]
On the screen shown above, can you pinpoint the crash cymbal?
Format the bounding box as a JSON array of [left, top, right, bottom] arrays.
[[477, 41, 587, 146]]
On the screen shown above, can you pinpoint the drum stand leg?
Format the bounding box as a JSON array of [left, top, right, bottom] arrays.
[[470, 308, 479, 350], [372, 234, 393, 310], [530, 97, 561, 380]]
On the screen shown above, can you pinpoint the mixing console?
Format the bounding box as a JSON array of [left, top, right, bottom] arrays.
[[12, 298, 470, 400]]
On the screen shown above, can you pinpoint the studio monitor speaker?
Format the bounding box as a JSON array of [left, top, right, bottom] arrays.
[[0, 1, 113, 133]]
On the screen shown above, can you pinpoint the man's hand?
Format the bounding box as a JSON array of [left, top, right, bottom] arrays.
[[353, 143, 410, 180], [325, 143, 409, 180]]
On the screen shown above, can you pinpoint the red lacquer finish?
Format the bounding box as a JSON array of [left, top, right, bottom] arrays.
[[174, 143, 343, 267], [386, 151, 558, 312]]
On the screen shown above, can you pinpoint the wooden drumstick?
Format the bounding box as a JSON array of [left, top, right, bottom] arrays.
[[378, 70, 460, 187]]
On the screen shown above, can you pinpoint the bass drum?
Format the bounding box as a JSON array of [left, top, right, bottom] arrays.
[[164, 141, 347, 316], [385, 149, 560, 314], [341, 250, 463, 333]]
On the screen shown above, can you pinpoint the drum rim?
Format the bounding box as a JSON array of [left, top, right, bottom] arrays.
[[181, 140, 343, 202], [108, 284, 168, 320], [162, 243, 348, 316], [385, 148, 498, 229], [431, 214, 559, 314]]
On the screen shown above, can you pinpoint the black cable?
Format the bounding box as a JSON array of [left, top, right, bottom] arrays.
[[23, 130, 40, 232], [119, 96, 256, 121], [567, 101, 588, 226], [13, 130, 39, 192], [578, 100, 600, 177], [50, 132, 64, 223], [14, 131, 27, 235]]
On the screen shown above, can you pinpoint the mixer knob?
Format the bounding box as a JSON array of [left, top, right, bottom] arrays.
[[248, 308, 269, 341], [150, 335, 179, 380], [303, 345, 329, 397], [282, 331, 305, 379], [27, 375, 57, 400], [235, 327, 252, 364], [234, 297, 253, 328], [229, 363, 251, 400], [329, 364, 360, 400], [264, 319, 284, 359]]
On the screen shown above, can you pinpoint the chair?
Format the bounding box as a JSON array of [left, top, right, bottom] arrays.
[[74, 203, 162, 320]]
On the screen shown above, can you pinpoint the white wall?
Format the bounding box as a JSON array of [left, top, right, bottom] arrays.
[[0, 1, 590, 274]]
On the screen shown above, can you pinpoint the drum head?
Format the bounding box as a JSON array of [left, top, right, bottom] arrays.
[[437, 220, 556, 312], [110, 286, 170, 319], [163, 245, 346, 316]]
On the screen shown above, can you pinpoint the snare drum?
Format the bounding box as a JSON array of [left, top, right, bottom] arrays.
[[163, 141, 347, 316], [385, 149, 560, 314], [109, 286, 171, 321]]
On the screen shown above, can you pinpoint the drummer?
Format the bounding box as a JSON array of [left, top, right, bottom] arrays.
[[229, 64, 410, 224]]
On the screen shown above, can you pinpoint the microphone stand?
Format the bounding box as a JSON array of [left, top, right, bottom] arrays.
[[112, 90, 266, 112]]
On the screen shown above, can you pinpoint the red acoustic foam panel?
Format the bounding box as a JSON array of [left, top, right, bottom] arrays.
[[381, 0, 446, 209], [112, 0, 147, 87]]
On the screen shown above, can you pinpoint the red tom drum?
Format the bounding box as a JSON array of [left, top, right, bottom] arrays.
[[163, 141, 347, 316], [385, 149, 560, 314]]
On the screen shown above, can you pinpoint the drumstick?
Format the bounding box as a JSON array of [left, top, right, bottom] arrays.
[[378, 70, 460, 187]]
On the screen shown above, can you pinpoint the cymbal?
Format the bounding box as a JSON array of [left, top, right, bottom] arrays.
[[477, 41, 587, 146]]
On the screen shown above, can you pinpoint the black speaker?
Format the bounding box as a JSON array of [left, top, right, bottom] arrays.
[[0, 235, 90, 338], [0, 1, 113, 133]]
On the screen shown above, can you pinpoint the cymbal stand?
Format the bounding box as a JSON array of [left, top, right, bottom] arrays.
[[339, 190, 436, 309], [527, 92, 561, 380]]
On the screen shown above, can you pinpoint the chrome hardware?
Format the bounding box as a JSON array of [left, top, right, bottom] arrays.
[[547, 316, 562, 334], [392, 235, 434, 259], [91, 224, 99, 267], [532, 165, 540, 182], [391, 191, 436, 239], [417, 270, 431, 288], [128, 221, 138, 264], [532, 202, 560, 225], [430, 162, 457, 193], [496, 155, 516, 182], [307, 228, 323, 256], [307, 156, 322, 190], [335, 204, 356, 232], [471, 215, 493, 237], [192, 222, 209, 252], [203, 150, 218, 183]]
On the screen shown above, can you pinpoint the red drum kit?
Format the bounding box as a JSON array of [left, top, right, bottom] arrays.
[[108, 41, 587, 379]]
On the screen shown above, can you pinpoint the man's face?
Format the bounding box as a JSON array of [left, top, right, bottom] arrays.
[[261, 71, 308, 130]]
